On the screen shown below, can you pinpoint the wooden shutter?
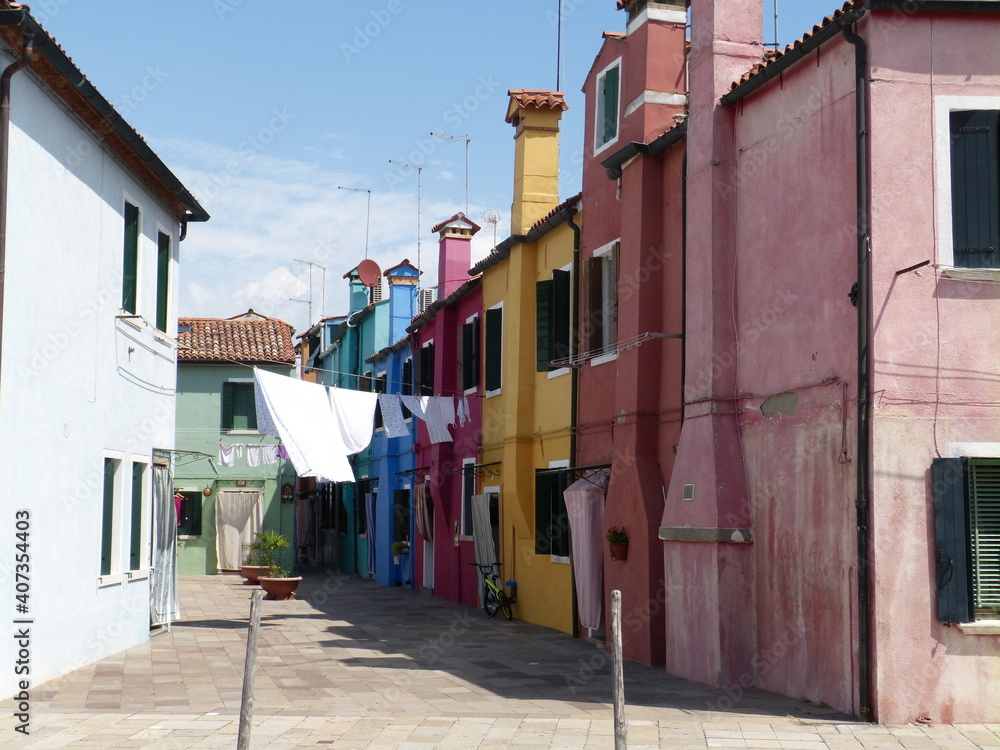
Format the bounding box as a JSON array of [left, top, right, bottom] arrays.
[[375, 373, 387, 429], [536, 279, 553, 371], [401, 358, 413, 419], [101, 459, 115, 576], [221, 382, 235, 430], [232, 383, 257, 430], [122, 203, 139, 313], [129, 463, 143, 569], [585, 257, 604, 353], [462, 318, 479, 390], [552, 269, 571, 364], [485, 307, 502, 392], [605, 244, 619, 349], [970, 460, 1000, 611], [932, 457, 974, 623], [950, 110, 1000, 269], [420, 344, 434, 396], [156, 232, 170, 331], [599, 66, 620, 146]]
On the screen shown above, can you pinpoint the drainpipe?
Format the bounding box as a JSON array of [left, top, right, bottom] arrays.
[[0, 28, 33, 407], [567, 208, 581, 640], [842, 22, 873, 723]]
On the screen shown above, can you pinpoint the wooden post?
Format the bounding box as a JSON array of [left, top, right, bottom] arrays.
[[611, 589, 627, 749], [237, 589, 263, 750]]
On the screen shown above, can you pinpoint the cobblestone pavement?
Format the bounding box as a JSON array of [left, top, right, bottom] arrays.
[[1, 573, 998, 749]]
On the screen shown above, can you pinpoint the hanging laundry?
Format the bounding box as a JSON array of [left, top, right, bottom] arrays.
[[275, 444, 289, 460], [462, 395, 471, 426], [378, 393, 409, 438], [456, 395, 469, 427], [414, 483, 433, 542], [400, 394, 429, 423], [217, 443, 243, 468], [253, 368, 355, 482], [246, 445, 261, 467], [260, 445, 279, 465], [328, 386, 378, 454], [423, 396, 455, 444]]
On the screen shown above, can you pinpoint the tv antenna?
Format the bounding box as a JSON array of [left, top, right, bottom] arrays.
[[430, 132, 471, 215], [292, 258, 326, 324], [337, 185, 373, 259], [388, 159, 423, 291], [482, 210, 501, 247]]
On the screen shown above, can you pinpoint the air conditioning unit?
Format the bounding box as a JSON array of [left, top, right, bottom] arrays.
[[417, 287, 436, 313]]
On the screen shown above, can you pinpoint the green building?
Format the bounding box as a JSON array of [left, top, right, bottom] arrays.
[[174, 310, 297, 575]]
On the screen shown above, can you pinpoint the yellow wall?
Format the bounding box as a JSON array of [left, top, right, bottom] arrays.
[[480, 219, 578, 634]]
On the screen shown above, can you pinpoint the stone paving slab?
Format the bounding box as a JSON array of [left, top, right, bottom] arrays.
[[0, 573, 997, 748]]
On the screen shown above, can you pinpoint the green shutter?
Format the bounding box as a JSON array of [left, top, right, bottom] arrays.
[[601, 66, 620, 146], [462, 319, 479, 390], [122, 203, 139, 313], [156, 232, 170, 331], [950, 110, 1000, 268], [970, 459, 1000, 611], [535, 472, 553, 555], [129, 463, 143, 569], [552, 270, 571, 364], [221, 382, 234, 430], [485, 307, 502, 391], [101, 459, 115, 576], [933, 457, 974, 623], [232, 383, 257, 430], [536, 280, 553, 371]]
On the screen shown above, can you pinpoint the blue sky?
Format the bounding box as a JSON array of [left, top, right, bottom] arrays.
[[38, 0, 841, 334]]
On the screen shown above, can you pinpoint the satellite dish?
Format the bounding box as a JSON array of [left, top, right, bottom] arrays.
[[357, 259, 382, 287]]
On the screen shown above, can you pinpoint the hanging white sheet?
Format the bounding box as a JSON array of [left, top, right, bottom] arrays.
[[215, 490, 263, 571], [254, 368, 356, 482], [328, 386, 379, 453], [563, 470, 610, 632], [150, 463, 180, 626], [401, 395, 454, 444]]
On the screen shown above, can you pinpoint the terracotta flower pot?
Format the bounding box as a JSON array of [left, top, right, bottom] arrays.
[[241, 565, 266, 585], [259, 576, 302, 600], [609, 542, 629, 561]]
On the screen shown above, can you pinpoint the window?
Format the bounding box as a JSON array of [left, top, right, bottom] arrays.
[[374, 372, 387, 430], [461, 316, 480, 390], [485, 305, 503, 393], [176, 490, 203, 536], [401, 357, 413, 419], [595, 60, 621, 154], [101, 457, 121, 577], [222, 381, 258, 431], [950, 110, 999, 269], [122, 202, 140, 314], [155, 231, 170, 331], [393, 488, 411, 541], [535, 468, 571, 558], [537, 269, 571, 371], [129, 462, 146, 570], [419, 343, 435, 396], [933, 457, 1000, 623], [585, 242, 619, 356], [460, 459, 476, 537], [360, 370, 374, 392]]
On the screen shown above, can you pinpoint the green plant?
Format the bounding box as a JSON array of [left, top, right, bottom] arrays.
[[391, 541, 410, 556], [262, 565, 291, 578], [247, 530, 291, 568], [606, 526, 628, 544]]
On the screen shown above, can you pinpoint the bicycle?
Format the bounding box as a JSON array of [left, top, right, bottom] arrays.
[[468, 562, 513, 620]]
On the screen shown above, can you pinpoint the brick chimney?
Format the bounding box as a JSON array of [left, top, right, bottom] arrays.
[[431, 212, 480, 299], [506, 90, 568, 235]]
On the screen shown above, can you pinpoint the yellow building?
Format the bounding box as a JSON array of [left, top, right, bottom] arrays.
[[470, 90, 581, 634]]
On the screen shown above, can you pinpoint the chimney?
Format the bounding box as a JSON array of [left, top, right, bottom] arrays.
[[431, 212, 481, 299], [506, 90, 568, 235], [383, 259, 420, 341]]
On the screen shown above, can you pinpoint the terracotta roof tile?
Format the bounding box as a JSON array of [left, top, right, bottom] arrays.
[[177, 311, 295, 363], [531, 193, 583, 232], [728, 1, 863, 93], [506, 90, 568, 122], [430, 211, 482, 235]]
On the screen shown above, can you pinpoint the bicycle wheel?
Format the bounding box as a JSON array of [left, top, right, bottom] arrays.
[[483, 584, 501, 617], [497, 589, 513, 620]]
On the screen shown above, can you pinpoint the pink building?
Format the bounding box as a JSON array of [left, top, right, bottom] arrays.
[[407, 214, 484, 607], [655, 0, 1000, 725]]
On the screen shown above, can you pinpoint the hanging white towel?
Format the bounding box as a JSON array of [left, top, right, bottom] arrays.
[[218, 443, 236, 468], [424, 396, 455, 444], [253, 368, 355, 482], [401, 394, 429, 422], [260, 445, 279, 465], [378, 393, 409, 438], [246, 445, 261, 467], [456, 395, 469, 426], [328, 386, 379, 454]]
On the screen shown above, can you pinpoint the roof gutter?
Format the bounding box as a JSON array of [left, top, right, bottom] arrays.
[[720, 8, 866, 106], [601, 119, 687, 180], [867, 0, 1000, 9]]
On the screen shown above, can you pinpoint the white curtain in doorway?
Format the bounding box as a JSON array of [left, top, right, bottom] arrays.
[[564, 470, 609, 632], [150, 463, 180, 625], [215, 490, 263, 571], [471, 494, 498, 597]]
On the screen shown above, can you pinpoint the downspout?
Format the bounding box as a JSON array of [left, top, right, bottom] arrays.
[[566, 208, 581, 639], [0, 28, 33, 408], [680, 148, 687, 424], [842, 21, 873, 723]]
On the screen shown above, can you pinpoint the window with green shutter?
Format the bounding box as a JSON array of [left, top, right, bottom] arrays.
[[129, 462, 145, 570], [101, 458, 118, 576], [950, 110, 999, 269], [419, 345, 434, 396], [462, 317, 479, 390], [537, 270, 571, 371], [122, 202, 140, 313], [222, 381, 258, 431], [595, 62, 621, 152], [155, 231, 170, 331], [485, 306, 503, 392], [933, 457, 1000, 622], [535, 469, 571, 558]]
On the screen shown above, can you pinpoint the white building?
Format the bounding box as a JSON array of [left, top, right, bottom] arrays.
[[0, 5, 208, 700]]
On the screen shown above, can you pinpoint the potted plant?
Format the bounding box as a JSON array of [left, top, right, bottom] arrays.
[[241, 530, 290, 585], [258, 564, 302, 600], [606, 526, 629, 561], [391, 541, 410, 565]]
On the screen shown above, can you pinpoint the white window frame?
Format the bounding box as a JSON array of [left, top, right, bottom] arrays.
[[594, 57, 623, 157], [485, 301, 503, 398], [126, 456, 151, 579], [590, 239, 619, 367], [548, 459, 571, 565], [99, 451, 126, 587], [934, 95, 1000, 271], [175, 486, 202, 540]]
